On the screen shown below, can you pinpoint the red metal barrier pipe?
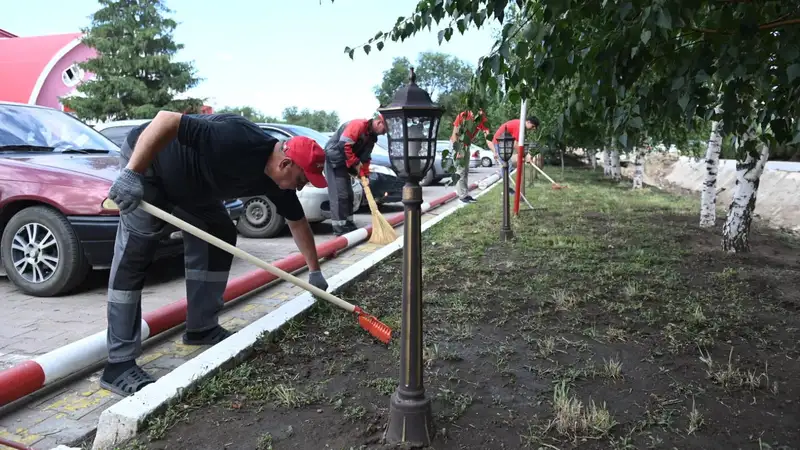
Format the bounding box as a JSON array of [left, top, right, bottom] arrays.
[[0, 436, 35, 450]]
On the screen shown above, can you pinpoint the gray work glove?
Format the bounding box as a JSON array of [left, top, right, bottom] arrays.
[[108, 168, 144, 215], [308, 270, 328, 292]]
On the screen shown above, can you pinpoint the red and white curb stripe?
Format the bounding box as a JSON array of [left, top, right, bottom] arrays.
[[0, 180, 485, 408], [91, 174, 502, 450]]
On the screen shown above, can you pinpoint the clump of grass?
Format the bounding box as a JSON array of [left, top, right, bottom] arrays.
[[536, 336, 557, 358], [602, 356, 623, 379], [687, 398, 703, 435], [545, 381, 616, 439], [361, 377, 397, 396], [605, 327, 628, 342], [551, 288, 579, 310], [438, 388, 474, 422], [146, 404, 189, 441], [689, 304, 707, 325], [622, 281, 639, 298], [343, 405, 367, 422], [698, 346, 772, 392]]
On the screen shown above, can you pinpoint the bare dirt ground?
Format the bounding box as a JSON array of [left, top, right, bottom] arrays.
[[115, 168, 800, 450]]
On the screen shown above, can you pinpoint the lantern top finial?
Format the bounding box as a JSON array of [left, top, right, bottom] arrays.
[[379, 66, 442, 111]]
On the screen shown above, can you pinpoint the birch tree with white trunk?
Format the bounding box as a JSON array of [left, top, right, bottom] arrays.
[[610, 149, 622, 181], [591, 150, 598, 170], [699, 121, 723, 228], [631, 146, 646, 189], [603, 148, 611, 177], [722, 139, 770, 253]]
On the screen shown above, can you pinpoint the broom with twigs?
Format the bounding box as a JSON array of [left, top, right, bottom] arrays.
[[360, 175, 397, 244]]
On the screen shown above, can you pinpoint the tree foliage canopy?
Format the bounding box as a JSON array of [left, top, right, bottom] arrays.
[[282, 106, 341, 131], [216, 106, 279, 123], [63, 0, 203, 122], [217, 105, 341, 131], [374, 51, 473, 107], [342, 0, 800, 160]]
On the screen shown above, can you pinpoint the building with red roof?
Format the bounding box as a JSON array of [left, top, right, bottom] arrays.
[[0, 28, 214, 117], [0, 28, 97, 112]]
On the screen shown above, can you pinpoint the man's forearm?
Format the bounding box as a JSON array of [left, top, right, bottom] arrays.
[[450, 125, 460, 144], [287, 218, 321, 271], [126, 111, 182, 173]]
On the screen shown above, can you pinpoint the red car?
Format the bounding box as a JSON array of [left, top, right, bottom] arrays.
[[0, 102, 243, 297]]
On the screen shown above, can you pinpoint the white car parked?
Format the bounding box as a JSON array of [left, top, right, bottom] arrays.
[[434, 140, 495, 169], [253, 123, 364, 237]]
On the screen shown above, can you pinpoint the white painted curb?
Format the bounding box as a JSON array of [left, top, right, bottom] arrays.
[[90, 177, 501, 450]]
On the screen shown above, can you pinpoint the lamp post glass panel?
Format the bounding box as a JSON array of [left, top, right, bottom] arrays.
[[378, 68, 443, 447], [499, 128, 515, 241], [385, 117, 437, 180]]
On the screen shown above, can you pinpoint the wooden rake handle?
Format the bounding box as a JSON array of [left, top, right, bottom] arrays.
[[137, 201, 357, 313], [528, 161, 558, 185]]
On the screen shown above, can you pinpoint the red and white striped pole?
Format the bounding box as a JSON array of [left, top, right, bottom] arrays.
[[513, 99, 527, 216]]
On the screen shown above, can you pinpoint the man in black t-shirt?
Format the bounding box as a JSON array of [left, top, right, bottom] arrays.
[[101, 112, 329, 397]]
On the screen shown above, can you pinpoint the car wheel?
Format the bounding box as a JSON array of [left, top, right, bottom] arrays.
[[421, 168, 436, 186], [236, 196, 286, 238], [481, 157, 493, 167], [1, 206, 89, 297]]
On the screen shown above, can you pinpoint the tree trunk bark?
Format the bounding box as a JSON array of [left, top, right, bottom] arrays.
[[591, 150, 598, 170], [722, 142, 769, 253], [699, 121, 723, 228], [632, 146, 645, 189], [560, 147, 565, 177], [610, 149, 621, 181], [603, 148, 611, 176]]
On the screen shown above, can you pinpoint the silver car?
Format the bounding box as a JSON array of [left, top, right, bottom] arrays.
[[375, 136, 471, 186]]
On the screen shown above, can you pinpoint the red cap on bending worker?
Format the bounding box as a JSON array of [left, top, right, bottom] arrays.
[[283, 136, 328, 188]]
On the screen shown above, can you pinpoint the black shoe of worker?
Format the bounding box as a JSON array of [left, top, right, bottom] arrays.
[[333, 221, 358, 236]]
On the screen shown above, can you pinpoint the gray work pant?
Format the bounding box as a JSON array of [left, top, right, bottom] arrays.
[[107, 143, 237, 364], [453, 143, 469, 199], [324, 159, 354, 225]]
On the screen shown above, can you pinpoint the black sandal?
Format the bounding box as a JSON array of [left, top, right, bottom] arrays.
[[100, 365, 156, 397]]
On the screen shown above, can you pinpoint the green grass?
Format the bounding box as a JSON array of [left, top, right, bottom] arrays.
[[124, 167, 800, 450]]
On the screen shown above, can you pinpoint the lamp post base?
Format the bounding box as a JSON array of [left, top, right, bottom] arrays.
[[501, 163, 513, 241], [385, 391, 435, 447]]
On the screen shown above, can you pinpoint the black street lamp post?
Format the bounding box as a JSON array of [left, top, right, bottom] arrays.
[[378, 68, 444, 447], [498, 128, 516, 241]]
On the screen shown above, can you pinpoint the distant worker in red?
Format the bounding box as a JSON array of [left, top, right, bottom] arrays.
[[487, 115, 540, 193], [323, 115, 387, 235], [450, 108, 490, 203]]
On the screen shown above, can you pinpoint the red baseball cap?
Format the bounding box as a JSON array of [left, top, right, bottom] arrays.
[[284, 136, 327, 188]]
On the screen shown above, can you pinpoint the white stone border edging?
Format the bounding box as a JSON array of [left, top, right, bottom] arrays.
[[89, 178, 500, 450]]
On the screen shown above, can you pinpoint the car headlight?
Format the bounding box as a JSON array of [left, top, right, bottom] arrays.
[[102, 198, 119, 210], [369, 164, 396, 177]]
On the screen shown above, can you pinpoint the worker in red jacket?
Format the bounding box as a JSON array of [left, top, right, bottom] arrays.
[[323, 115, 387, 235], [450, 109, 490, 203], [487, 115, 540, 193]]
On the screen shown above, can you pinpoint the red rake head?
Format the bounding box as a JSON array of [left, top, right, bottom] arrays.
[[552, 184, 567, 190], [357, 313, 392, 344]]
